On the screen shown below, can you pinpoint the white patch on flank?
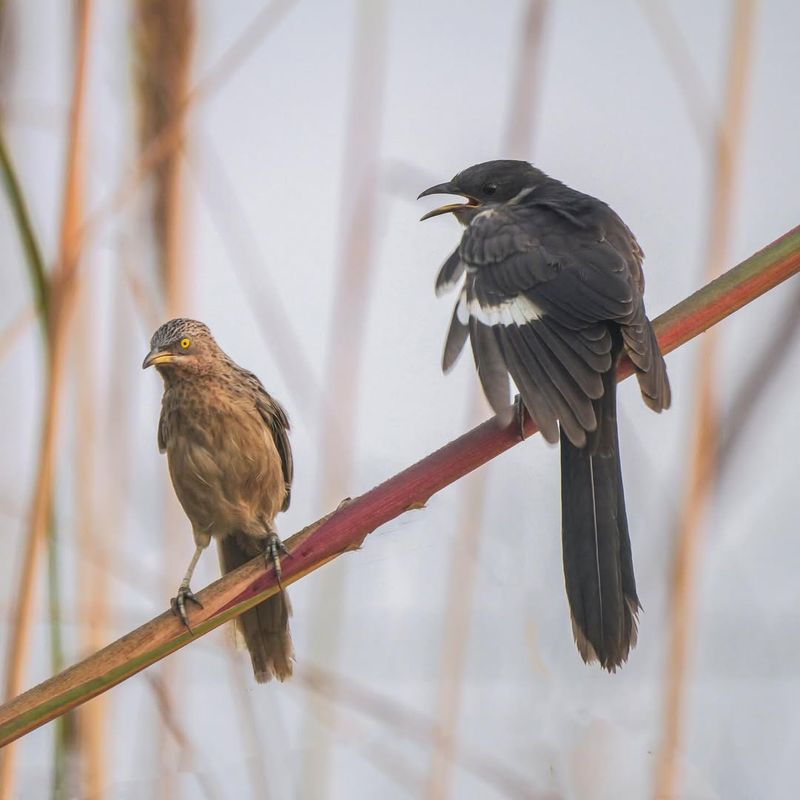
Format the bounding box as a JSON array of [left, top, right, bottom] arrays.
[[464, 295, 544, 327], [455, 290, 469, 325]]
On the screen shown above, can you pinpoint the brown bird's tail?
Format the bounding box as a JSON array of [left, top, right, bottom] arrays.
[[218, 534, 294, 682], [560, 368, 639, 671]]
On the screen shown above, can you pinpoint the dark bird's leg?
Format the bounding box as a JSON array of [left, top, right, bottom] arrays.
[[514, 393, 528, 441], [172, 544, 206, 632], [560, 364, 639, 671]]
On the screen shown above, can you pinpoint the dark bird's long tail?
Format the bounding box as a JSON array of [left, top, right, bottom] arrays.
[[218, 534, 294, 682], [560, 367, 639, 671]]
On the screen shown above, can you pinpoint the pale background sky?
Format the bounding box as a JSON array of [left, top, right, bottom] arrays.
[[1, 1, 799, 798]]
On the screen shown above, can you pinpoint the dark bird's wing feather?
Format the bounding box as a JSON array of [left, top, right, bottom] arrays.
[[452, 190, 670, 438], [435, 247, 465, 296], [442, 287, 469, 372]]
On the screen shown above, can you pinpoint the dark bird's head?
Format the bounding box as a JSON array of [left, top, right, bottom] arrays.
[[418, 160, 548, 224], [142, 318, 221, 376]]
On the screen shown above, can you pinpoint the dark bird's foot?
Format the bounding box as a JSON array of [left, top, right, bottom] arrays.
[[514, 394, 528, 441], [263, 533, 289, 580], [171, 585, 203, 633]]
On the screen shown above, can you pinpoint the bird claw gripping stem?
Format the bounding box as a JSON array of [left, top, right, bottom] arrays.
[[171, 585, 204, 633], [514, 394, 528, 441], [264, 533, 289, 586]]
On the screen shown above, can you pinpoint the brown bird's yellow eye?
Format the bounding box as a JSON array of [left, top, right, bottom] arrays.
[[180, 337, 191, 349]]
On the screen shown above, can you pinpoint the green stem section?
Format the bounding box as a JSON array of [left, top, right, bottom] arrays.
[[0, 127, 50, 333]]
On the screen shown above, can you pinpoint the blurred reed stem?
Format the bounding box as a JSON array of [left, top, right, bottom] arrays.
[[0, 2, 92, 798], [426, 4, 550, 797], [0, 128, 50, 333], [78, 0, 298, 265], [653, 2, 757, 797], [302, 1, 388, 794], [134, 3, 195, 796], [0, 224, 797, 751]]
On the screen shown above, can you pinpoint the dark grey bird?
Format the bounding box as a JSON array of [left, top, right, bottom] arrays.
[[419, 160, 670, 670], [143, 318, 294, 682]]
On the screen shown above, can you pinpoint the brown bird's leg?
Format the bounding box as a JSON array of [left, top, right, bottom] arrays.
[[171, 544, 206, 632], [262, 527, 289, 587]]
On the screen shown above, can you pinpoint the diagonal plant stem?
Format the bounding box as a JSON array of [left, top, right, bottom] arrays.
[[0, 225, 797, 749]]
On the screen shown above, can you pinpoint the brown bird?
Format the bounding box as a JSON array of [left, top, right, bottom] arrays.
[[143, 318, 294, 682]]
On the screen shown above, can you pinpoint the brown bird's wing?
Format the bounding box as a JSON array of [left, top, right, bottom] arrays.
[[157, 400, 168, 454], [238, 368, 294, 512]]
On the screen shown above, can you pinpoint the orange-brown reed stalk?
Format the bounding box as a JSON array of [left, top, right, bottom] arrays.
[[426, 5, 550, 797], [72, 285, 107, 798], [133, 3, 195, 797], [79, 0, 299, 260], [0, 2, 93, 798], [653, 2, 757, 797], [301, 2, 388, 795]]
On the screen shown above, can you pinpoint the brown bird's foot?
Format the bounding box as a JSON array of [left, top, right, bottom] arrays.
[[514, 393, 527, 441], [263, 533, 288, 581], [171, 585, 203, 633]]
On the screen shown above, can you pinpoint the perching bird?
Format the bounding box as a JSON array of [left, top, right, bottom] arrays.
[[143, 318, 294, 682], [419, 160, 670, 670]]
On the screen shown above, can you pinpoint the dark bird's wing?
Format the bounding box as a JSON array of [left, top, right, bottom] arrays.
[[452, 191, 669, 444], [435, 247, 466, 296], [447, 185, 670, 670], [239, 368, 294, 512]]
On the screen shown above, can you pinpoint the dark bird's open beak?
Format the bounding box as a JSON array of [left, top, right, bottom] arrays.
[[418, 181, 479, 220], [142, 350, 175, 369]]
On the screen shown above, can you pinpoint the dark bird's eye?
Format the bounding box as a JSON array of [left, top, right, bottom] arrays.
[[483, 183, 498, 196]]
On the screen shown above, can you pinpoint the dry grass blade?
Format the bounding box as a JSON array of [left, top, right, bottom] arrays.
[[298, 665, 538, 799], [184, 133, 323, 419], [653, 2, 757, 797], [0, 2, 93, 797], [0, 303, 35, 363], [637, 0, 715, 147], [716, 282, 800, 474], [0, 225, 796, 750]]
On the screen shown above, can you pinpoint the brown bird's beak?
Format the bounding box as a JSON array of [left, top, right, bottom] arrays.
[[418, 181, 479, 220], [142, 350, 175, 369]]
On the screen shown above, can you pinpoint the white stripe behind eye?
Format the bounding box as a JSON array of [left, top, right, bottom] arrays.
[[508, 185, 537, 204], [464, 295, 543, 327]]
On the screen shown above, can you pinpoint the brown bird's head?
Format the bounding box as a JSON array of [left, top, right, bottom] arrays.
[[142, 318, 221, 376]]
